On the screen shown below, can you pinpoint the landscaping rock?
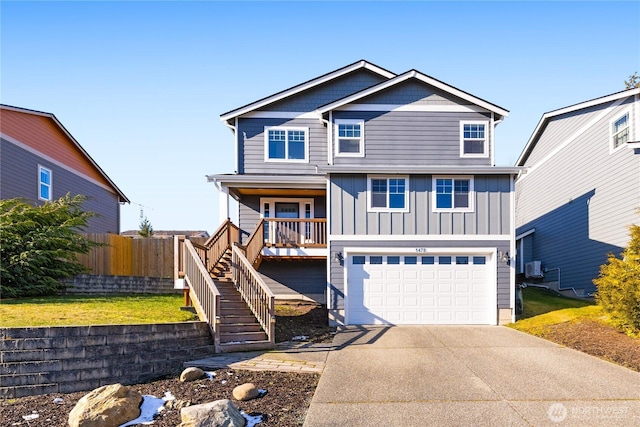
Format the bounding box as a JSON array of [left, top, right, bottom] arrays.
[[68, 383, 142, 427], [178, 399, 245, 427], [232, 383, 259, 401], [180, 367, 205, 382]]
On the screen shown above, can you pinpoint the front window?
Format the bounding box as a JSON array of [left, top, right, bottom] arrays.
[[335, 120, 364, 156], [264, 127, 308, 161], [611, 112, 629, 151], [368, 176, 408, 211], [38, 166, 52, 201], [460, 121, 489, 157], [433, 177, 474, 211]]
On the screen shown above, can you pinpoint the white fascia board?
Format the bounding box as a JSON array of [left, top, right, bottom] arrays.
[[319, 165, 525, 175], [317, 70, 509, 119], [331, 234, 511, 242], [334, 104, 488, 113], [516, 88, 640, 166], [206, 174, 327, 188], [219, 60, 396, 122]]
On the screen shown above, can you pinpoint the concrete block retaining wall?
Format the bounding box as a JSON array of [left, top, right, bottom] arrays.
[[63, 274, 179, 295], [0, 322, 214, 398]]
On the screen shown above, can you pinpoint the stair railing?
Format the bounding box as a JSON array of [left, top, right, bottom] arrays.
[[231, 244, 275, 345], [179, 237, 221, 350], [202, 218, 239, 274], [244, 218, 265, 268]]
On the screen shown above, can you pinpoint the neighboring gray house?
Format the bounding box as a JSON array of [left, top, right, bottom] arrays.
[[209, 60, 521, 326], [515, 88, 640, 296], [0, 104, 129, 233]]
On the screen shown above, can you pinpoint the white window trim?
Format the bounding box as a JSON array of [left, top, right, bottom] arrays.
[[38, 165, 52, 201], [263, 126, 309, 163], [432, 176, 475, 213], [609, 108, 630, 153], [367, 175, 410, 213], [259, 197, 315, 219], [334, 119, 365, 157], [460, 120, 489, 158]]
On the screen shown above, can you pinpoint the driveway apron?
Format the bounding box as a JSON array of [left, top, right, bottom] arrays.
[[303, 326, 640, 426]]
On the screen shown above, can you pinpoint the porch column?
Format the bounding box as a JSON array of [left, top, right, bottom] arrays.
[[218, 185, 229, 225]]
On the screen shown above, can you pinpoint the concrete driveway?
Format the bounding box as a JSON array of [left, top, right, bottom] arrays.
[[303, 326, 640, 426]]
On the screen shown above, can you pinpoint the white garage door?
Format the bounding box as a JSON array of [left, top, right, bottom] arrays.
[[347, 253, 494, 325]]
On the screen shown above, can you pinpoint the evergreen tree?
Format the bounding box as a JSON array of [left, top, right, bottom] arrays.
[[138, 216, 154, 238]]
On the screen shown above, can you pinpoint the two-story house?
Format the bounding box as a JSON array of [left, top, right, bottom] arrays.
[[0, 105, 129, 233], [208, 60, 521, 327], [515, 88, 640, 297]]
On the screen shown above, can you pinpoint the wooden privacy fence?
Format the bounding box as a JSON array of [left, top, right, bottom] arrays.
[[77, 234, 206, 278]]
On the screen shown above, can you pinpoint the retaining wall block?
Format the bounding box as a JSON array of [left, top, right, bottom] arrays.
[[0, 349, 45, 363], [59, 379, 100, 394], [61, 358, 103, 371]]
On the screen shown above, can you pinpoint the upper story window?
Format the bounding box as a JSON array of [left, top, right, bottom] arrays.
[[38, 165, 52, 201], [335, 119, 364, 157], [368, 175, 408, 212], [460, 121, 489, 157], [264, 127, 308, 162], [433, 176, 474, 212], [610, 111, 629, 152]]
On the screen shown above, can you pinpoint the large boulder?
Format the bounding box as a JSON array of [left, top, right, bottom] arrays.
[[178, 399, 245, 427], [232, 383, 259, 401], [68, 383, 142, 427], [180, 367, 205, 382]]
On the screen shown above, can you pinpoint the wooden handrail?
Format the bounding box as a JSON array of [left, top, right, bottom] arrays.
[[264, 218, 326, 247], [245, 218, 265, 267], [232, 245, 275, 344], [180, 238, 221, 350], [198, 219, 239, 274]]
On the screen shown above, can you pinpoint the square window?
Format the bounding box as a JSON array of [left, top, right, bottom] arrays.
[[336, 120, 364, 156], [434, 177, 473, 211], [388, 256, 400, 264], [404, 256, 417, 265], [611, 112, 629, 151], [352, 256, 365, 265], [370, 256, 383, 264], [368, 176, 408, 211], [421, 256, 435, 265], [265, 127, 308, 162], [439, 256, 452, 265], [473, 256, 486, 265], [456, 256, 469, 265], [460, 122, 488, 157]]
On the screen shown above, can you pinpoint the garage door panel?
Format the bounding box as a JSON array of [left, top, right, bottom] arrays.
[[347, 253, 493, 325]]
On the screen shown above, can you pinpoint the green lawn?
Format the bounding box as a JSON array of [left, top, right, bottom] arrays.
[[0, 294, 198, 327], [508, 287, 606, 336]]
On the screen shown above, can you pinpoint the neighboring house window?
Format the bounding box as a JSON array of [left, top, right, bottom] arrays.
[[264, 127, 308, 162], [335, 120, 364, 156], [38, 166, 52, 201], [611, 111, 629, 151], [368, 176, 408, 211], [460, 121, 489, 157], [433, 176, 474, 211]]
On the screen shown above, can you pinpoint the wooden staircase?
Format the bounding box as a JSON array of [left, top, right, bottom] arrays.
[[210, 249, 273, 353]]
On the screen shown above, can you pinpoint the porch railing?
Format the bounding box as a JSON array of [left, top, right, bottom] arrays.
[[264, 218, 326, 247], [179, 237, 221, 350], [232, 244, 275, 344]]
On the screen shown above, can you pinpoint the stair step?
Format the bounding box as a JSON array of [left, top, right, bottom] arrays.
[[220, 301, 250, 310], [219, 315, 259, 324], [217, 340, 275, 353], [220, 331, 267, 343], [219, 323, 263, 333]]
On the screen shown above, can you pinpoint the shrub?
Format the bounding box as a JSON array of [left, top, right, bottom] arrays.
[[593, 220, 640, 335], [0, 194, 101, 298]]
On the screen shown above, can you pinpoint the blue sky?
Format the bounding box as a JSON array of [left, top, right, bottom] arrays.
[[2, 1, 639, 233]]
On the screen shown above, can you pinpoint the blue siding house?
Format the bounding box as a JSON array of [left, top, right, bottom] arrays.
[[515, 88, 640, 297], [209, 60, 521, 326]]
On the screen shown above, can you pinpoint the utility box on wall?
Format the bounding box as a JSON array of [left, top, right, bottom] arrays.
[[525, 261, 543, 278]]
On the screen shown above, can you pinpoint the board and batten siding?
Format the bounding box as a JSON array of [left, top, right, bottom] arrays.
[[332, 110, 493, 167], [327, 239, 511, 313], [1, 138, 120, 233], [330, 174, 511, 236], [357, 79, 473, 107], [237, 117, 327, 174], [515, 97, 640, 291], [237, 195, 326, 245], [259, 69, 388, 112]]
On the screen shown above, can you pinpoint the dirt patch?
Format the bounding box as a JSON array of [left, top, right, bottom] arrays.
[[542, 319, 640, 372], [275, 303, 334, 344]]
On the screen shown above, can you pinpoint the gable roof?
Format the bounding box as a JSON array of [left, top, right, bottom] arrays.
[[0, 104, 129, 203], [317, 69, 509, 120], [516, 87, 640, 166], [220, 60, 396, 123]]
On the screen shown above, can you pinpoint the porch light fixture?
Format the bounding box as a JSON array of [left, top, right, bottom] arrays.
[[335, 252, 343, 263], [499, 251, 510, 264]]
